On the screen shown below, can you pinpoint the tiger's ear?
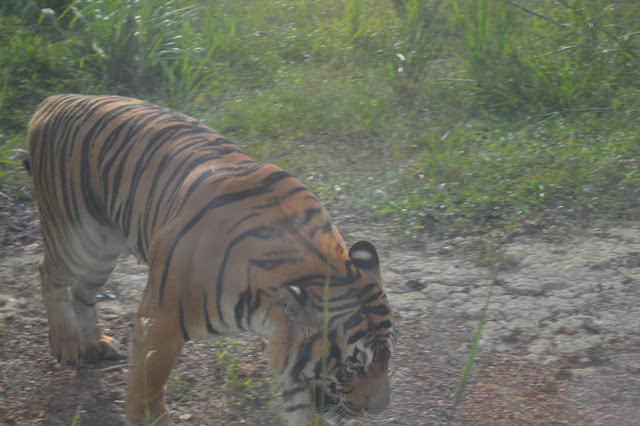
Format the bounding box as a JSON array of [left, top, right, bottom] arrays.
[[349, 240, 382, 285], [277, 285, 323, 336]]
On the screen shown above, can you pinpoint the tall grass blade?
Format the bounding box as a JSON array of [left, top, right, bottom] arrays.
[[70, 404, 81, 426], [447, 272, 495, 425]]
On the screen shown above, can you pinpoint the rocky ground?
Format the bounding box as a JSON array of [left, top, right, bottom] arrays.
[[1, 202, 639, 425]]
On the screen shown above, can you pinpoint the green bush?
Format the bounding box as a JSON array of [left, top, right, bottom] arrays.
[[455, 0, 640, 115], [0, 15, 91, 133]]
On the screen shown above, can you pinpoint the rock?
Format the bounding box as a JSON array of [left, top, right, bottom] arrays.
[[528, 338, 552, 355], [443, 293, 469, 308], [571, 367, 598, 379], [424, 283, 450, 303], [625, 364, 640, 374], [500, 331, 519, 342], [555, 368, 572, 380], [406, 279, 426, 291], [583, 317, 602, 334], [554, 334, 604, 355], [464, 306, 485, 320], [438, 246, 453, 255]]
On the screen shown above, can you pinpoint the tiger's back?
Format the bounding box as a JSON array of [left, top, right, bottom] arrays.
[[29, 94, 255, 265], [28, 94, 395, 425]]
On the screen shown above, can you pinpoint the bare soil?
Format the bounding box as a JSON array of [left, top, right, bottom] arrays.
[[1, 202, 639, 425]]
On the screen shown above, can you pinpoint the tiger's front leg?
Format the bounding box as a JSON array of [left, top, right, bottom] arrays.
[[125, 289, 184, 425], [38, 259, 83, 366], [280, 381, 317, 425]]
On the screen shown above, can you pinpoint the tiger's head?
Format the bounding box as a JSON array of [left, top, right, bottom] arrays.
[[273, 239, 395, 423]]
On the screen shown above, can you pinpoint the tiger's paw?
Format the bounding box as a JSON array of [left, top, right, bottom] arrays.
[[84, 334, 121, 362], [43, 290, 84, 366], [48, 325, 83, 367]]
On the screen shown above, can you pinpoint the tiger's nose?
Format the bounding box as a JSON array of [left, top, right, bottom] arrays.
[[368, 393, 390, 414], [367, 375, 390, 414]]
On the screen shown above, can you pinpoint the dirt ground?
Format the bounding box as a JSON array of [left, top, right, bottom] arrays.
[[1, 202, 639, 425]]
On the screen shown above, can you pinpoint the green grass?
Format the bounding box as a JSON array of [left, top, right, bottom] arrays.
[[0, 134, 30, 198], [1, 0, 639, 235], [370, 116, 640, 238], [70, 404, 81, 426]]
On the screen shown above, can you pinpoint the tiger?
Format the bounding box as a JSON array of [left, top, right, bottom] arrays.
[[25, 94, 395, 425]]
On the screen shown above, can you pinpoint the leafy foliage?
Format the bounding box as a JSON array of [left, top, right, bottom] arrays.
[[0, 0, 639, 234], [0, 15, 90, 133], [455, 0, 640, 114]]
